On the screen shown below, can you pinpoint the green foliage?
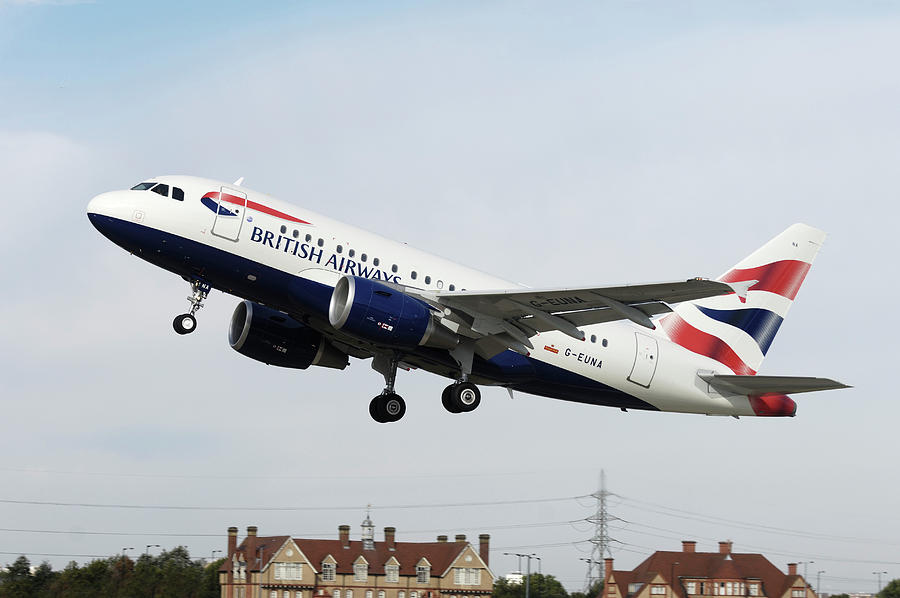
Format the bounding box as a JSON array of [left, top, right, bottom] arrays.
[[493, 573, 570, 598], [570, 580, 604, 598], [879, 579, 900, 598], [0, 547, 219, 598]]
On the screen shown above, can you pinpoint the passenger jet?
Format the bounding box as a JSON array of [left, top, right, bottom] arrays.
[[87, 176, 847, 422]]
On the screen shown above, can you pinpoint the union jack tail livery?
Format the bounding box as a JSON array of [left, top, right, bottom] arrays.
[[660, 223, 825, 376]]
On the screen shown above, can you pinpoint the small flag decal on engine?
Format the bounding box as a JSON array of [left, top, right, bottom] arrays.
[[544, 345, 559, 354]]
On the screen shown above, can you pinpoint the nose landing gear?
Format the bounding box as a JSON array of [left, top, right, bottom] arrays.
[[173, 280, 210, 335]]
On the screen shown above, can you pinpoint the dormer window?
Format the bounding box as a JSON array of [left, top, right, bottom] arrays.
[[386, 564, 399, 583], [322, 562, 336, 582], [417, 565, 430, 584], [354, 562, 368, 582]]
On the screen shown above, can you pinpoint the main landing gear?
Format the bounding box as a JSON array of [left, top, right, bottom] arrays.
[[370, 354, 406, 423], [367, 345, 483, 423], [173, 280, 210, 335]]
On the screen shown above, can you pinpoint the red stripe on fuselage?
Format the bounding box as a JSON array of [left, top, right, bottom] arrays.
[[203, 192, 311, 225], [659, 314, 756, 376], [719, 260, 810, 300]]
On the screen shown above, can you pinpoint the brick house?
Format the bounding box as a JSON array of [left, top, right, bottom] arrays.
[[220, 518, 493, 598], [604, 541, 816, 598]]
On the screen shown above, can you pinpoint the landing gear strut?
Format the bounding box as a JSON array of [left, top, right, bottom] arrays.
[[442, 341, 481, 414], [370, 353, 406, 423], [173, 280, 210, 335]]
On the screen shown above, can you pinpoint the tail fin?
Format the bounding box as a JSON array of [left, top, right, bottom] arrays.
[[659, 223, 826, 375]]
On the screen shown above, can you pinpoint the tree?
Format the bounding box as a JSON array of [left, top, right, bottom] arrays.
[[199, 558, 226, 598], [879, 579, 900, 598], [494, 573, 569, 598], [570, 580, 604, 598], [0, 555, 35, 598]]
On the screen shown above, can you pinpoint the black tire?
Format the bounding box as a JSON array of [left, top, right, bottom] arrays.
[[369, 394, 405, 423], [442, 385, 462, 413], [173, 313, 197, 335]]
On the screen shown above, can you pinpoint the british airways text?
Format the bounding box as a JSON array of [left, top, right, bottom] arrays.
[[250, 227, 402, 283]]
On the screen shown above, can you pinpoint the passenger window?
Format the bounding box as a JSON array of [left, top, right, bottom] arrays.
[[131, 182, 156, 190], [292, 230, 299, 239], [280, 225, 287, 234], [437, 280, 443, 289], [449, 284, 455, 291], [425, 276, 431, 285], [305, 234, 312, 242], [172, 187, 184, 201], [373, 257, 380, 267], [361, 254, 367, 262], [317, 238, 324, 247], [391, 264, 398, 273], [411, 271, 417, 280], [349, 249, 355, 258], [151, 184, 169, 197], [337, 245, 343, 253]]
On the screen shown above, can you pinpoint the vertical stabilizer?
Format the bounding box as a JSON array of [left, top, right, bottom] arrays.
[[659, 223, 826, 375]]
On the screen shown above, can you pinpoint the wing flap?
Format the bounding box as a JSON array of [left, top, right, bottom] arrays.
[[700, 374, 850, 396]]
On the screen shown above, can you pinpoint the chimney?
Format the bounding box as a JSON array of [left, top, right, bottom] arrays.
[[339, 525, 351, 548], [479, 534, 490, 566], [247, 526, 258, 537], [455, 534, 466, 543], [604, 558, 614, 580], [788, 563, 798, 576], [228, 526, 238, 556], [682, 540, 696, 553], [718, 541, 732, 554], [385, 527, 396, 551], [437, 535, 448, 543]]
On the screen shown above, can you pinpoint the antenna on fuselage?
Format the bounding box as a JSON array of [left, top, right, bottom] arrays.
[[233, 177, 244, 186]]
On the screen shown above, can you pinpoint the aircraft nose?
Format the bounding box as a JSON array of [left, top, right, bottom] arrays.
[[86, 191, 116, 217]]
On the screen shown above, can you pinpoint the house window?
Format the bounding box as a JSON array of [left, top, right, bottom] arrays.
[[366, 591, 373, 598], [792, 591, 805, 598], [275, 562, 302, 580], [270, 592, 277, 598], [417, 566, 430, 583], [749, 586, 759, 596], [284, 592, 291, 598], [651, 586, 666, 595], [411, 593, 418, 598], [334, 591, 341, 598], [686, 583, 696, 595], [347, 592, 353, 598], [386, 565, 399, 582], [400, 592, 406, 598], [322, 562, 336, 581], [355, 563, 368, 582], [454, 568, 481, 586], [379, 592, 385, 598]]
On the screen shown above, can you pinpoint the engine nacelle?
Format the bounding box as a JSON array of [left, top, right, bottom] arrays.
[[229, 301, 348, 370], [328, 276, 458, 350]]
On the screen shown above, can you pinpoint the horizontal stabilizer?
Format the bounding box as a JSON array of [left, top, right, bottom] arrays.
[[699, 374, 850, 396]]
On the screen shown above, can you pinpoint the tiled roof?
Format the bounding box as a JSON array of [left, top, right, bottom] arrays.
[[221, 537, 469, 576], [616, 550, 796, 598]]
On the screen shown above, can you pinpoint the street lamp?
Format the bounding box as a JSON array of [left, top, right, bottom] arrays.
[[873, 571, 888, 594], [816, 571, 825, 596], [504, 552, 538, 598], [145, 544, 160, 556], [536, 556, 542, 575], [122, 547, 134, 558], [211, 549, 223, 563], [798, 561, 815, 582]]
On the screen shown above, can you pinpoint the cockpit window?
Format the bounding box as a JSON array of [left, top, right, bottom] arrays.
[[131, 182, 156, 191], [151, 184, 169, 197], [172, 187, 184, 201]]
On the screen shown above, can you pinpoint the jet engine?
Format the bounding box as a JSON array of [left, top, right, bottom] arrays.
[[229, 301, 348, 369], [328, 276, 458, 350]]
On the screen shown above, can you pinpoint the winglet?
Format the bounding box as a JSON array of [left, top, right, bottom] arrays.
[[233, 177, 245, 186], [724, 279, 757, 302]]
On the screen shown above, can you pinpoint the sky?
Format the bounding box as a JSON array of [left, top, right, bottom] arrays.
[[0, 0, 898, 594]]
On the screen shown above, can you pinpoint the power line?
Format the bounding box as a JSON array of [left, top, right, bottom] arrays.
[[0, 494, 586, 512]]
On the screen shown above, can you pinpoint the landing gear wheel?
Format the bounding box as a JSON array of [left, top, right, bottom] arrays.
[[443, 382, 481, 413], [173, 313, 197, 335], [369, 393, 406, 423], [442, 385, 462, 413]]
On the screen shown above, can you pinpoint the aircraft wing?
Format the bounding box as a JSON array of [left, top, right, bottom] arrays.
[[422, 278, 742, 356], [699, 374, 851, 396]]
